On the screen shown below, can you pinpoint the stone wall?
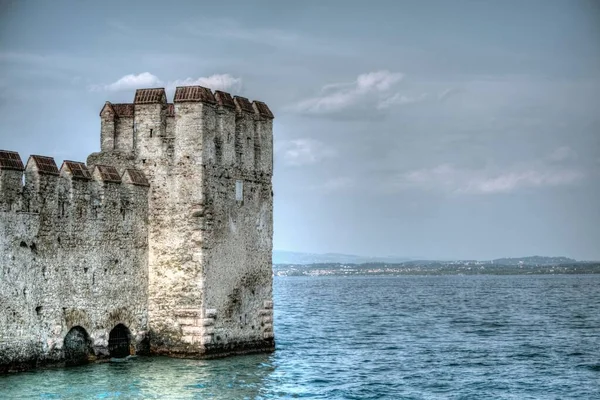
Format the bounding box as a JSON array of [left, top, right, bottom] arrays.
[[92, 87, 275, 356], [0, 84, 275, 372], [200, 96, 275, 356], [0, 156, 149, 372]]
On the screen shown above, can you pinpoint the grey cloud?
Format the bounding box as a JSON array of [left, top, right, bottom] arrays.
[[88, 72, 243, 94], [88, 72, 162, 92], [388, 156, 586, 196], [288, 71, 433, 119]]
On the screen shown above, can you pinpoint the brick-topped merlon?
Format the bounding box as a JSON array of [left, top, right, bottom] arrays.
[[100, 102, 135, 118], [173, 86, 216, 104], [100, 102, 116, 118], [253, 101, 274, 119], [27, 155, 60, 176], [61, 161, 92, 180], [0, 153, 149, 189], [134, 88, 167, 104], [93, 165, 122, 184], [124, 168, 150, 187], [233, 96, 254, 114], [214, 90, 235, 109], [113, 103, 135, 118], [0, 150, 25, 171], [1, 151, 149, 218], [100, 86, 274, 120]]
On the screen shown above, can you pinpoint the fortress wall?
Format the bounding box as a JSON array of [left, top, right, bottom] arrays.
[[0, 170, 23, 212], [138, 88, 275, 355], [240, 110, 256, 170], [233, 97, 256, 171], [165, 111, 175, 155], [134, 103, 166, 163], [0, 157, 149, 371], [114, 116, 134, 153], [144, 99, 209, 355], [1, 85, 275, 368], [200, 99, 275, 355], [0, 208, 42, 371], [100, 107, 115, 152], [253, 106, 273, 175], [215, 93, 237, 167], [86, 151, 137, 177], [133, 88, 275, 355], [165, 114, 175, 137]]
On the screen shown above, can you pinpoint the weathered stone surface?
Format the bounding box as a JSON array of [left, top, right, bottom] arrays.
[[0, 159, 149, 372], [0, 85, 274, 373]]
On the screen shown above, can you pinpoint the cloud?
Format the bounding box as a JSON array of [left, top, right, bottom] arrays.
[[168, 74, 242, 93], [89, 72, 162, 92], [377, 92, 428, 110], [461, 169, 584, 194], [289, 70, 429, 117], [89, 73, 242, 94], [355, 71, 404, 92], [395, 163, 584, 195], [275, 138, 337, 167]]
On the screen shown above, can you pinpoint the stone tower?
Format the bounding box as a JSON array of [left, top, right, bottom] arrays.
[[0, 85, 273, 372], [89, 86, 275, 357]]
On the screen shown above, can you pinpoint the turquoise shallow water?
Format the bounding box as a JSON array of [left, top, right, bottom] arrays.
[[1, 275, 600, 399]]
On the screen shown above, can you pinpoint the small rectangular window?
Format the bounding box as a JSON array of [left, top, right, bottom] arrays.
[[235, 180, 244, 201]]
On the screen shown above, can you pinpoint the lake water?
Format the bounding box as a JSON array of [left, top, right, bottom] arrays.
[[1, 275, 599, 399]]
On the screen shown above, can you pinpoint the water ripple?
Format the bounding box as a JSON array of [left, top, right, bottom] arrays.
[[1, 275, 599, 399]]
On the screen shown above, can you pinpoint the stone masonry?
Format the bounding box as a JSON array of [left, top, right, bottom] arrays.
[[0, 85, 275, 373]]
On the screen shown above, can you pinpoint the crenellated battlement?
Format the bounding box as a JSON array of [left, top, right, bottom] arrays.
[[0, 84, 274, 372], [100, 87, 273, 122], [98, 86, 274, 175], [0, 151, 149, 217]]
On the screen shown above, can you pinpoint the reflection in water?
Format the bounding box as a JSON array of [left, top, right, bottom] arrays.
[[1, 354, 276, 399]]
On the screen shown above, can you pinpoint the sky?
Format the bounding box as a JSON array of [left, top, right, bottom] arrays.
[[0, 0, 599, 260]]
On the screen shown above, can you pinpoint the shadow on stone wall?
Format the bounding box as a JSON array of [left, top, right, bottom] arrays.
[[64, 326, 93, 366]]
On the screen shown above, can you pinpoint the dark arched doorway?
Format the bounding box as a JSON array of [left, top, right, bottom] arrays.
[[64, 326, 93, 366], [108, 324, 132, 358]]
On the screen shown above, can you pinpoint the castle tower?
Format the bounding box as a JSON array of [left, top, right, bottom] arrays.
[[88, 85, 275, 357], [0, 85, 274, 372]]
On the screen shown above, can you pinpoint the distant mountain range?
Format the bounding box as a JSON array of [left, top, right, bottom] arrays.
[[273, 251, 579, 266], [489, 256, 577, 266], [272, 252, 597, 277], [272, 250, 411, 265]]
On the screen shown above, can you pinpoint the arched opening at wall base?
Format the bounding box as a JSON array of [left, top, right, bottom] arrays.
[[64, 326, 93, 366], [108, 324, 133, 358]]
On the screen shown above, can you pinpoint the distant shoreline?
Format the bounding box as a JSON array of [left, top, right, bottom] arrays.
[[273, 262, 600, 277]]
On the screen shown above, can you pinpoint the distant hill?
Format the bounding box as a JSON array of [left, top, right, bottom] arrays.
[[273, 252, 580, 266], [272, 255, 598, 277], [272, 250, 411, 265], [490, 256, 577, 266]]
